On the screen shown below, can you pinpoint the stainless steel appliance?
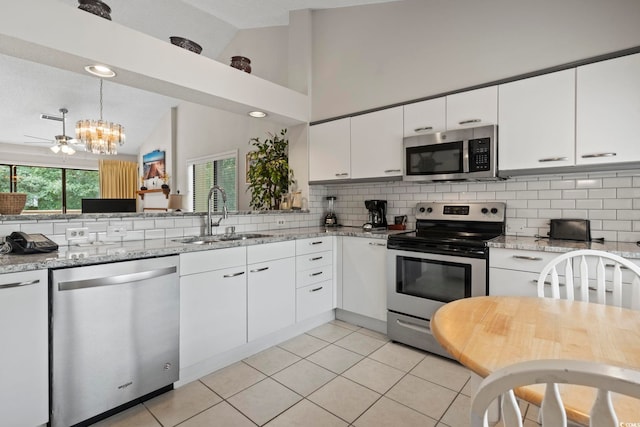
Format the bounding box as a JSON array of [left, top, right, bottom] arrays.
[[324, 196, 338, 226], [363, 199, 388, 231], [387, 202, 505, 359], [403, 125, 499, 182], [50, 256, 180, 427]]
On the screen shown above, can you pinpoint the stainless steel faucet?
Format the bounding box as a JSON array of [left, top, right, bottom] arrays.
[[206, 185, 228, 235]]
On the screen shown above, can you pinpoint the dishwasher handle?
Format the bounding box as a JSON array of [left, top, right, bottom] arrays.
[[58, 265, 178, 291]]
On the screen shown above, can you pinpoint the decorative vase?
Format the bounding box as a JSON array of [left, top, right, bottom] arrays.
[[230, 56, 252, 74], [77, 0, 112, 20], [170, 37, 203, 54], [140, 186, 147, 191], [161, 184, 169, 189]]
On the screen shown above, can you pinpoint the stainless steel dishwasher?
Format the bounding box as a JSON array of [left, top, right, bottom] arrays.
[[50, 256, 179, 427]]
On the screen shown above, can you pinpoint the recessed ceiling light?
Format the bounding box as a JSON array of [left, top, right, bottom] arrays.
[[84, 64, 116, 78], [248, 111, 267, 118]]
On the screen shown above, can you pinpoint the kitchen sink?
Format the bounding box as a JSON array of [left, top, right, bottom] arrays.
[[173, 233, 271, 244]]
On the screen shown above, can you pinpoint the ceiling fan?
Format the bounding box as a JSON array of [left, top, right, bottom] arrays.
[[24, 108, 83, 155]]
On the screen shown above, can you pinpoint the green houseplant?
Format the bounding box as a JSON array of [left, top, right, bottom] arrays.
[[246, 129, 295, 210]]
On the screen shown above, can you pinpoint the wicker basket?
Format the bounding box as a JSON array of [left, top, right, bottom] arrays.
[[0, 193, 27, 215]]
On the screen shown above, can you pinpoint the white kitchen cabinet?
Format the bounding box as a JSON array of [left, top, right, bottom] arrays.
[[309, 118, 351, 181], [446, 86, 498, 130], [498, 69, 576, 172], [342, 237, 387, 321], [0, 269, 48, 427], [350, 106, 404, 179], [296, 237, 335, 321], [489, 248, 562, 297], [247, 241, 296, 341], [180, 247, 247, 369], [403, 97, 447, 137], [577, 53, 640, 165]]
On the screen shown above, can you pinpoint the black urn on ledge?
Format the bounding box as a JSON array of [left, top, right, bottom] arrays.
[[77, 0, 112, 20]]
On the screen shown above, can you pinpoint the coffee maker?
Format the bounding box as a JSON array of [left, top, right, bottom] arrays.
[[363, 200, 388, 231]]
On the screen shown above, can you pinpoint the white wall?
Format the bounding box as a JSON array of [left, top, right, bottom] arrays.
[[311, 0, 640, 120]]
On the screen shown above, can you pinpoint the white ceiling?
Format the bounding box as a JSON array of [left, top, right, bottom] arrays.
[[1, 0, 401, 156]]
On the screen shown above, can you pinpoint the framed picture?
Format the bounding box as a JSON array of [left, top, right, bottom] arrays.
[[142, 150, 166, 179]]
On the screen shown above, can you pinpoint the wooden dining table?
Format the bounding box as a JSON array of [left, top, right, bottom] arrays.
[[431, 295, 640, 426]]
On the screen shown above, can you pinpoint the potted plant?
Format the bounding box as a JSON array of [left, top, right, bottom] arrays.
[[246, 129, 294, 210]]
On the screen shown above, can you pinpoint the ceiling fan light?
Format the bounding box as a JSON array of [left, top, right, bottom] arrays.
[[61, 144, 75, 155], [50, 145, 61, 154]]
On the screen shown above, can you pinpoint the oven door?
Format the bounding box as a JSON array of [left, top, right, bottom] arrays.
[[386, 248, 487, 320]]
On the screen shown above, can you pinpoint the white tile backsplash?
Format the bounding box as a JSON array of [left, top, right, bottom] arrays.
[[312, 169, 640, 242]]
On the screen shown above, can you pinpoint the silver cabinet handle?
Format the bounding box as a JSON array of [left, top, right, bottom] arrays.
[[223, 271, 245, 278], [310, 241, 323, 245], [513, 255, 543, 261], [250, 267, 269, 273], [396, 318, 430, 334], [531, 280, 564, 287], [384, 169, 401, 173], [335, 173, 349, 177], [59, 266, 177, 291], [413, 126, 433, 132], [459, 119, 481, 125], [310, 271, 323, 277], [538, 157, 568, 162], [369, 242, 386, 246], [605, 264, 629, 270], [310, 286, 323, 292], [589, 286, 612, 293], [581, 153, 616, 158], [309, 256, 323, 261], [0, 279, 40, 290]]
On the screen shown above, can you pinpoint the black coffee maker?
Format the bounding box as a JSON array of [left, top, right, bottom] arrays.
[[363, 200, 388, 231]]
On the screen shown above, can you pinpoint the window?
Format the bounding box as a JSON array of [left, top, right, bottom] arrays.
[[1, 164, 99, 213], [188, 151, 238, 212]]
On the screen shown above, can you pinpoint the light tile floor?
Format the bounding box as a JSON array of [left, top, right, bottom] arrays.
[[92, 320, 540, 426]]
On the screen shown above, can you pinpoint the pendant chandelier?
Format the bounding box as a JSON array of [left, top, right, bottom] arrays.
[[75, 79, 125, 155]]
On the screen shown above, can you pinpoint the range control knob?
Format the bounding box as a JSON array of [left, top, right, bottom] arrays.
[[481, 207, 489, 214], [426, 207, 433, 213], [419, 207, 425, 213], [491, 207, 499, 214]]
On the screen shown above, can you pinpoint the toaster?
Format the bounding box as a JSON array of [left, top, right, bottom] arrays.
[[549, 219, 591, 242]]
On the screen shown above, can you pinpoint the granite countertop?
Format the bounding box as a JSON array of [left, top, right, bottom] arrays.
[[488, 235, 640, 259], [0, 226, 402, 274]]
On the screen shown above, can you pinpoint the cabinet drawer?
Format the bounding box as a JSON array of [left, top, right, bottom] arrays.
[[297, 264, 333, 288], [490, 248, 560, 273], [247, 240, 295, 264], [296, 250, 332, 271], [296, 236, 333, 255], [296, 280, 333, 322], [489, 268, 539, 297], [180, 246, 246, 276]]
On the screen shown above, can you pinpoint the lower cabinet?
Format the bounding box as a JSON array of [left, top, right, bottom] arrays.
[[342, 237, 387, 321], [247, 241, 296, 341], [295, 237, 335, 321], [180, 247, 247, 369], [0, 269, 48, 427], [489, 248, 560, 297]]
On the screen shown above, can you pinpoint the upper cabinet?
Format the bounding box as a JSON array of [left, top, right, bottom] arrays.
[[309, 118, 351, 181], [446, 86, 498, 130], [576, 53, 640, 165], [403, 97, 446, 137], [350, 107, 403, 179], [498, 69, 576, 172]]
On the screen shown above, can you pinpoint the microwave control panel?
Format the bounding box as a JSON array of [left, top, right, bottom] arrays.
[[468, 137, 491, 172]]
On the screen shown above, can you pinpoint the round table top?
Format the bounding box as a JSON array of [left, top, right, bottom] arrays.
[[431, 295, 640, 425]]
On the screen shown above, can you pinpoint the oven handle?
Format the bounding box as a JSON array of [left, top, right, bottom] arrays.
[[395, 318, 430, 334]]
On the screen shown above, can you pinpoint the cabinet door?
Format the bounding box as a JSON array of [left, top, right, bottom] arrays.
[[403, 97, 446, 137], [180, 265, 247, 369], [351, 106, 404, 179], [297, 280, 333, 322], [577, 53, 640, 165], [248, 257, 296, 341], [309, 118, 351, 181], [498, 69, 576, 172], [342, 237, 387, 321], [446, 86, 498, 130], [0, 270, 48, 427]]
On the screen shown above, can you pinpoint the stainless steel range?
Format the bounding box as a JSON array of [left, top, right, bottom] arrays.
[[386, 201, 505, 359]]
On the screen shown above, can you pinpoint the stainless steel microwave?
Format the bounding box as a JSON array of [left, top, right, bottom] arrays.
[[403, 125, 499, 182]]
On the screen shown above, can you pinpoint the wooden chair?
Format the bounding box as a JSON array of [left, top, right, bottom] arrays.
[[537, 249, 640, 310], [470, 359, 640, 427]]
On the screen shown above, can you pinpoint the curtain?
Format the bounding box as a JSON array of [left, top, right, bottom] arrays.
[[99, 159, 138, 198]]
